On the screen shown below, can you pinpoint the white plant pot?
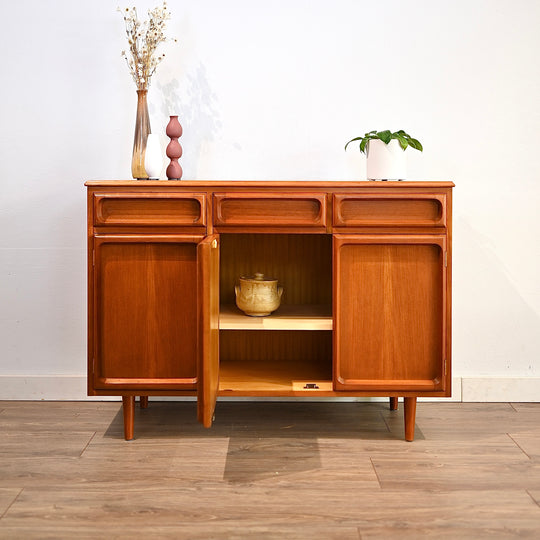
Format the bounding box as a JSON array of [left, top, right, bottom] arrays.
[[366, 139, 407, 180], [144, 134, 163, 180]]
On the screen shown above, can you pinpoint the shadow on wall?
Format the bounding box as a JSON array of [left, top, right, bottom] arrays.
[[155, 63, 222, 176], [453, 216, 540, 376]]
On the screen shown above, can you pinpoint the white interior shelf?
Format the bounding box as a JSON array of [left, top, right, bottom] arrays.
[[219, 304, 333, 331]]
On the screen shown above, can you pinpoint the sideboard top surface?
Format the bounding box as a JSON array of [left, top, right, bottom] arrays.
[[85, 180, 454, 189]]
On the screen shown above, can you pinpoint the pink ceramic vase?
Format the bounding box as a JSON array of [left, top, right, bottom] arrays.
[[166, 115, 183, 180]]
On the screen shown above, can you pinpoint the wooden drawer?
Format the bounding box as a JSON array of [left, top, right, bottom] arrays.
[[213, 193, 327, 228], [333, 193, 446, 227], [94, 193, 206, 227]]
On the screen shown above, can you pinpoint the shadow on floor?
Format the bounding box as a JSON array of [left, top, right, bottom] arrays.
[[104, 401, 422, 440], [104, 401, 423, 483]]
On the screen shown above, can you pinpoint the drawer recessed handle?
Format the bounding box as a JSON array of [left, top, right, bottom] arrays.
[[304, 383, 319, 389]]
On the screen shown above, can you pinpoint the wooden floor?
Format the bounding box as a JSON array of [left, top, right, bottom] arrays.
[[1, 401, 540, 539]]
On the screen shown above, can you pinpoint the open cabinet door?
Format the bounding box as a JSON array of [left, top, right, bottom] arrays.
[[197, 235, 220, 427]]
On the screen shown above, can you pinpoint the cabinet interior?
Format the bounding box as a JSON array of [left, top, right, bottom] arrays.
[[218, 234, 333, 392]]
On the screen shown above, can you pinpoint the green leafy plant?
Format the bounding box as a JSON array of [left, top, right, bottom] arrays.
[[345, 130, 423, 154]]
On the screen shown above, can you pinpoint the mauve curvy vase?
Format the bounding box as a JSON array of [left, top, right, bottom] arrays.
[[166, 115, 183, 180]]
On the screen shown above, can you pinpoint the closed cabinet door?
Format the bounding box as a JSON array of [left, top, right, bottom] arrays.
[[92, 235, 204, 391], [333, 235, 448, 393]]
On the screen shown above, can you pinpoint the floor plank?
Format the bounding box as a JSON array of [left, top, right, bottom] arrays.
[[509, 431, 540, 460], [1, 431, 96, 458], [1, 487, 538, 538], [0, 401, 539, 539], [0, 525, 361, 540], [0, 489, 22, 519], [528, 491, 540, 509], [511, 403, 540, 412]]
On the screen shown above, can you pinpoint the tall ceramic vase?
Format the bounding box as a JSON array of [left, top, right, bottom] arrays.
[[166, 115, 183, 180], [131, 89, 151, 180]]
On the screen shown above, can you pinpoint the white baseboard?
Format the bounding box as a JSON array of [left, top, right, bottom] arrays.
[[0, 375, 537, 402], [0, 375, 118, 401], [461, 377, 540, 402]]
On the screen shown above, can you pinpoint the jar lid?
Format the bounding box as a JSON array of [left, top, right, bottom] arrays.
[[240, 272, 277, 283]]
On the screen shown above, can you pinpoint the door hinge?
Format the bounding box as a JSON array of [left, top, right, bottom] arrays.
[[444, 359, 447, 376], [444, 251, 448, 267], [212, 239, 217, 249], [92, 250, 95, 266]]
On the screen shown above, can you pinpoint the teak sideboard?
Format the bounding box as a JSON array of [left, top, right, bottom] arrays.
[[86, 180, 453, 441]]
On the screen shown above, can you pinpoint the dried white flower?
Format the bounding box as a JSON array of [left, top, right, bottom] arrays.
[[119, 2, 174, 90]]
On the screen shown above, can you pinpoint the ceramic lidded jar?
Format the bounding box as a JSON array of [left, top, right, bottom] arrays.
[[235, 273, 283, 317]]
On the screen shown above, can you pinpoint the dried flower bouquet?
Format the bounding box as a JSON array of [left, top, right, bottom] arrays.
[[119, 2, 173, 90]]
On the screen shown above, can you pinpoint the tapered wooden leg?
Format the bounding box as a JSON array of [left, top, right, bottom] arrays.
[[389, 397, 398, 410], [122, 396, 135, 441], [139, 396, 149, 409], [403, 397, 417, 442]]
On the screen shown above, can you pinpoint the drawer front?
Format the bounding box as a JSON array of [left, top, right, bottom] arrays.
[[94, 193, 206, 227], [214, 193, 327, 228], [333, 193, 446, 227]]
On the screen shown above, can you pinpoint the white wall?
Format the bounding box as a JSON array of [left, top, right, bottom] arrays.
[[1, 0, 539, 400]]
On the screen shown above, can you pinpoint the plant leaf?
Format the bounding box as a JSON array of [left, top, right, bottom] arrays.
[[409, 138, 423, 151], [344, 137, 362, 151], [377, 130, 392, 144], [360, 138, 368, 154], [395, 134, 409, 151]]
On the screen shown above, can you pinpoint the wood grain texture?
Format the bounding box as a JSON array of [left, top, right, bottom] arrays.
[[1, 402, 540, 539], [93, 237, 200, 390], [219, 330, 332, 394], [197, 235, 220, 428], [219, 233, 332, 306], [219, 304, 333, 330], [333, 193, 446, 227], [334, 236, 447, 393], [122, 396, 134, 441], [403, 397, 417, 442], [87, 182, 453, 441], [214, 192, 327, 229], [85, 180, 455, 189], [94, 192, 206, 226], [0, 489, 22, 520]]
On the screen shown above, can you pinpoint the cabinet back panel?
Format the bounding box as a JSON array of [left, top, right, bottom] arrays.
[[219, 234, 332, 306], [220, 330, 332, 388], [336, 243, 443, 387], [96, 242, 198, 381]]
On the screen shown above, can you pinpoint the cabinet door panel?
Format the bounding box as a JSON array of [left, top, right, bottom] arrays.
[[93, 236, 202, 390], [334, 235, 447, 392], [197, 235, 220, 427]]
